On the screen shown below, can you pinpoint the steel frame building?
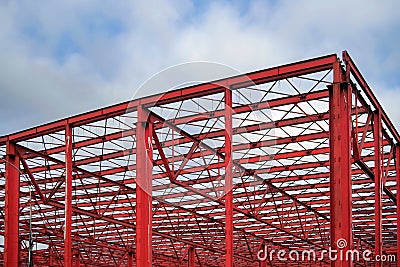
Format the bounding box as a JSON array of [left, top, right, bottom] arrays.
[[0, 51, 399, 266]]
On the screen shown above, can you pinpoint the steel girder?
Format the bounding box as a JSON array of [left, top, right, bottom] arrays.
[[0, 51, 399, 267]]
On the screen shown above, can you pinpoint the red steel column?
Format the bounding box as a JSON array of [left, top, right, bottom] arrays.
[[396, 145, 400, 267], [373, 111, 383, 266], [49, 246, 54, 266], [329, 61, 352, 267], [127, 252, 133, 267], [4, 141, 20, 267], [225, 87, 234, 266], [74, 251, 80, 267], [259, 242, 267, 267], [188, 246, 195, 267], [65, 124, 73, 267], [136, 104, 153, 267]]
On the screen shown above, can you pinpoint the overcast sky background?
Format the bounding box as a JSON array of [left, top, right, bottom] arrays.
[[1, 0, 399, 136]]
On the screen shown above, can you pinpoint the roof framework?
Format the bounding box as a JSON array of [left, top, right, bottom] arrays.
[[0, 51, 399, 267]]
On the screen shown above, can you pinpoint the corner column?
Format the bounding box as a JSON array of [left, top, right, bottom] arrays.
[[329, 61, 353, 267], [396, 145, 400, 267], [4, 141, 20, 267]]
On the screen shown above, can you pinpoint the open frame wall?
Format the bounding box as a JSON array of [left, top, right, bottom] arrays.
[[0, 51, 399, 266]]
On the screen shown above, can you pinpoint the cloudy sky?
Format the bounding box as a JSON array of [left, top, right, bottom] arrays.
[[1, 0, 399, 135]]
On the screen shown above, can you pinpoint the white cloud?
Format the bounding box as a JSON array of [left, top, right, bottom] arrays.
[[0, 0, 399, 135], [374, 86, 400, 132]]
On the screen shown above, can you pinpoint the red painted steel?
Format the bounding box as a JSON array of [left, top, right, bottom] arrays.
[[343, 51, 400, 142], [225, 87, 234, 267], [136, 104, 153, 267], [374, 111, 383, 267], [397, 145, 400, 267], [49, 247, 55, 266], [127, 252, 133, 267], [1, 54, 338, 144], [0, 52, 398, 266], [4, 142, 20, 267], [329, 61, 352, 267], [74, 251, 80, 267], [65, 124, 73, 267], [188, 246, 195, 267]]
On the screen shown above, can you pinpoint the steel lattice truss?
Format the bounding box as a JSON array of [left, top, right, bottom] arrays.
[[0, 51, 399, 267]]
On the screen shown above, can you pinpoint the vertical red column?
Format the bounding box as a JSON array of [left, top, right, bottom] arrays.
[[74, 251, 80, 267], [396, 145, 400, 267], [329, 61, 352, 267], [224, 87, 234, 267], [136, 104, 153, 267], [127, 252, 133, 267], [65, 124, 73, 267], [188, 246, 195, 267], [258, 242, 267, 267], [373, 111, 383, 267], [4, 141, 20, 267], [49, 246, 54, 266]]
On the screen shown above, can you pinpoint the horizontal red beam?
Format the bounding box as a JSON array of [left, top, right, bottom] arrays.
[[0, 54, 337, 144], [343, 50, 400, 142]]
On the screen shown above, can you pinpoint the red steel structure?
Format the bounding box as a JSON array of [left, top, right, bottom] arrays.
[[0, 51, 399, 266]]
